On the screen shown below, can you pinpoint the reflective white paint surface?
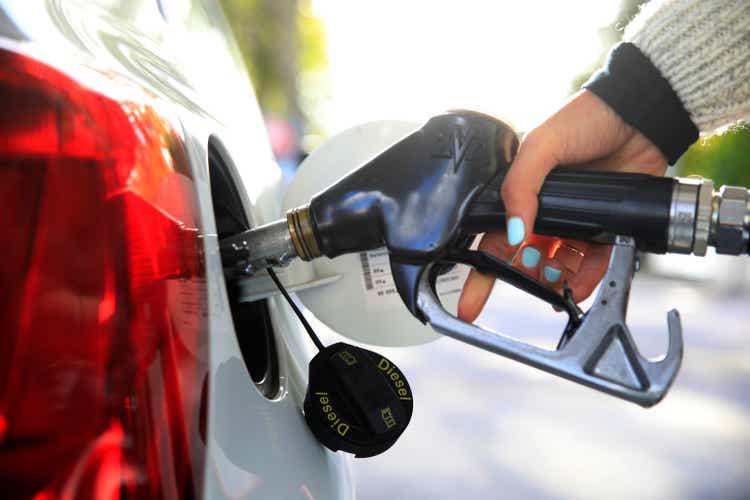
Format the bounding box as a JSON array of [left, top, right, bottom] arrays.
[[0, 1, 353, 498]]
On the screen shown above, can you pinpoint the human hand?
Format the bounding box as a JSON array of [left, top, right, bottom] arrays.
[[457, 89, 669, 322]]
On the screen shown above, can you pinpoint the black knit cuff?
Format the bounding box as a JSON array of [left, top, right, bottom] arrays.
[[583, 42, 698, 165]]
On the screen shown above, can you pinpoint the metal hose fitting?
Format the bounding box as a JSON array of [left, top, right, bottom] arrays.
[[669, 177, 750, 256], [710, 185, 750, 255]]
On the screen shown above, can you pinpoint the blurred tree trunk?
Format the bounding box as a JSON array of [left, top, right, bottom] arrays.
[[269, 0, 302, 125], [220, 0, 328, 138], [220, 0, 302, 125]]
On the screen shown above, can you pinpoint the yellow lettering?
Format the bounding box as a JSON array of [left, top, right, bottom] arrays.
[[378, 358, 390, 371], [337, 423, 350, 436], [380, 407, 397, 429], [338, 350, 358, 366]]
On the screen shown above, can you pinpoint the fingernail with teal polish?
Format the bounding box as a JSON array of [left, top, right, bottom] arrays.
[[507, 217, 525, 246], [521, 246, 541, 268], [544, 266, 562, 282]]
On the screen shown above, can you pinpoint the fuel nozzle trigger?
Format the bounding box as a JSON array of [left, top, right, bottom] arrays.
[[407, 235, 682, 407]]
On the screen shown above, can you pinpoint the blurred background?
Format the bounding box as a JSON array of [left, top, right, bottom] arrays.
[[220, 0, 749, 498]]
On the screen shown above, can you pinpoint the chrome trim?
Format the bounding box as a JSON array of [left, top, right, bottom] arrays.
[[667, 179, 699, 254], [713, 185, 749, 255], [689, 177, 714, 256]]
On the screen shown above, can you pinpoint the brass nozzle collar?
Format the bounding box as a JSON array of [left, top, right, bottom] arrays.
[[287, 205, 321, 261]]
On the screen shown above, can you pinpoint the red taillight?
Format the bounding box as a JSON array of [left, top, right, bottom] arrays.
[[0, 49, 207, 498]]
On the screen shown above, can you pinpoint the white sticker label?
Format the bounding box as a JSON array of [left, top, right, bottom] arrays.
[[358, 248, 466, 311]]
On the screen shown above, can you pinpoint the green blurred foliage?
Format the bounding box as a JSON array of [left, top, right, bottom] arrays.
[[218, 0, 328, 130], [571, 0, 749, 187], [676, 125, 750, 187]]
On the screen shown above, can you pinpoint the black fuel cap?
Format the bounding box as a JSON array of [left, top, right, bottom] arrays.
[[304, 342, 413, 458]]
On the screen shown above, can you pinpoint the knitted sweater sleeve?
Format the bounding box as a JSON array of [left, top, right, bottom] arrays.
[[583, 0, 750, 164], [625, 0, 750, 133]]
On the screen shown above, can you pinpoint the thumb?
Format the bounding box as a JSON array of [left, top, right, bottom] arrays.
[[500, 126, 563, 246]]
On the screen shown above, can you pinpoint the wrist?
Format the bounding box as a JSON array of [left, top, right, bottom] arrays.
[[582, 42, 698, 165]]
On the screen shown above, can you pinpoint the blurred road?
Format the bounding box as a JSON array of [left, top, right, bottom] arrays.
[[352, 270, 750, 500]]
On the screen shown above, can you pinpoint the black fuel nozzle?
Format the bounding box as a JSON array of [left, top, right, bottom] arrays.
[[304, 111, 520, 314], [219, 110, 748, 409], [302, 111, 678, 316]]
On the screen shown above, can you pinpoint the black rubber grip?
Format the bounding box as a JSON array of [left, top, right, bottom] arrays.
[[464, 169, 676, 253]]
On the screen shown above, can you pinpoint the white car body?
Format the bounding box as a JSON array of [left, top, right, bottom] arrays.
[[0, 0, 353, 498]]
